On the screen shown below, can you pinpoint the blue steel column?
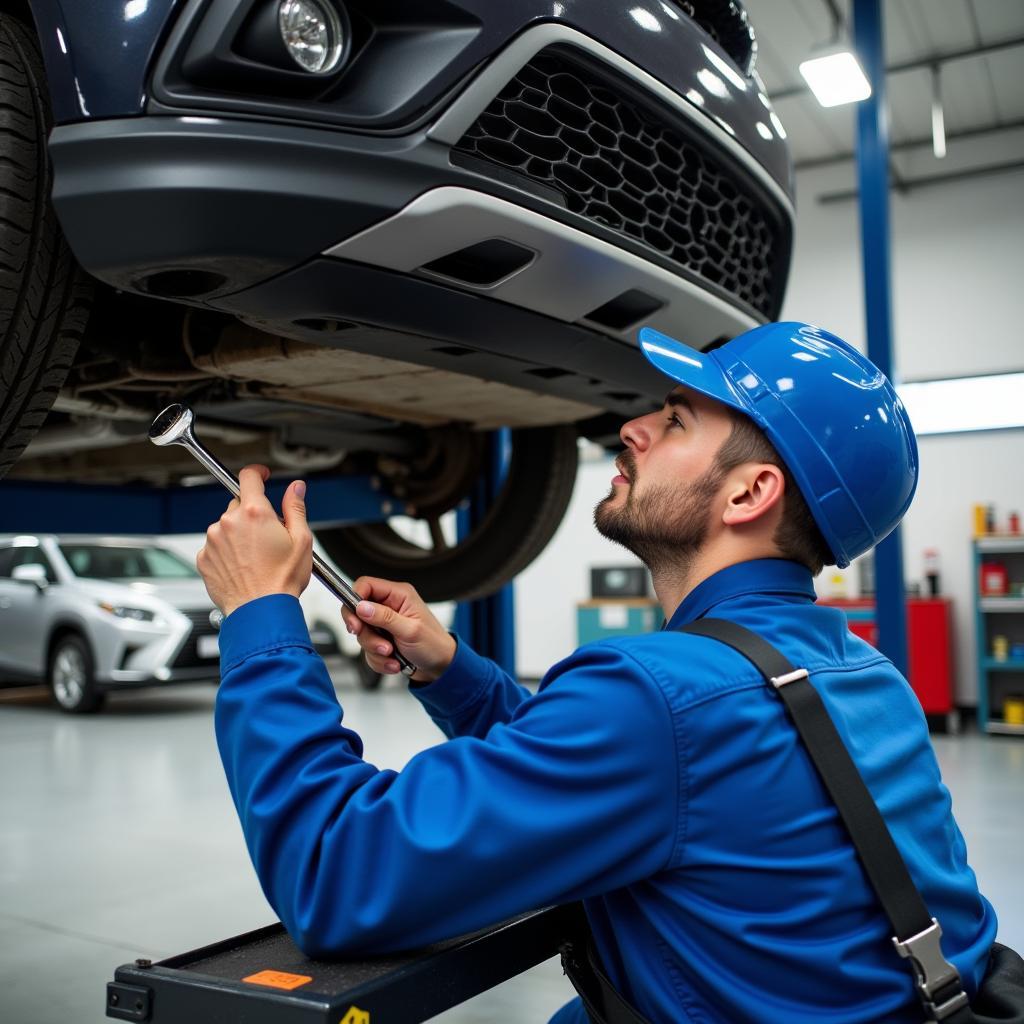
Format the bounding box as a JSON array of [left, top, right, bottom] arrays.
[[852, 0, 909, 677], [452, 430, 517, 677]]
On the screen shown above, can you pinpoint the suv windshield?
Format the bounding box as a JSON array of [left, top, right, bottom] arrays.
[[58, 544, 198, 580]]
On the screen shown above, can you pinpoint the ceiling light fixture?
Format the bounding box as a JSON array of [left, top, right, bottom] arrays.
[[797, 2, 871, 110], [799, 47, 872, 108], [931, 65, 946, 158]]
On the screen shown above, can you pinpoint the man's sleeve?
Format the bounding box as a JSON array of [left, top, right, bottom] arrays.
[[215, 594, 682, 958], [408, 634, 534, 739]]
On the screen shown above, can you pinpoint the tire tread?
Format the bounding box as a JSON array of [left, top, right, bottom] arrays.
[[0, 14, 91, 480]]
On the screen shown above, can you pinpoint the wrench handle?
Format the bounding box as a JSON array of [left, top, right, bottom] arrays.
[[309, 551, 418, 679], [184, 435, 417, 676]]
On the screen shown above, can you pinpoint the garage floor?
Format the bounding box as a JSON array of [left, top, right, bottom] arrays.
[[2, 663, 1022, 1024]]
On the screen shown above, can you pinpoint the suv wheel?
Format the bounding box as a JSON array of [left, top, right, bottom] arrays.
[[0, 15, 92, 479], [354, 654, 383, 691], [48, 633, 105, 714], [315, 425, 578, 603]]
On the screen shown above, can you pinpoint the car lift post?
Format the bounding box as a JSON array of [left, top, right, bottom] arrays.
[[853, 0, 910, 678], [452, 429, 516, 677]]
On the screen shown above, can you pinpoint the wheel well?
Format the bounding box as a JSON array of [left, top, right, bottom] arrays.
[[47, 625, 88, 668]]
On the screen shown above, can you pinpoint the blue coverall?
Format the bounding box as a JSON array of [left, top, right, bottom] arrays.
[[215, 557, 997, 1023]]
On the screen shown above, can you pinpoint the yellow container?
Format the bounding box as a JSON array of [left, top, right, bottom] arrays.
[[973, 503, 988, 537], [1005, 697, 1024, 727]]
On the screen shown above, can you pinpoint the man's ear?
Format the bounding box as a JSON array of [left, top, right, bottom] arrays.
[[721, 464, 785, 526]]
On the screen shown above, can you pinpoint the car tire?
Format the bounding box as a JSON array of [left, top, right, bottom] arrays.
[[354, 654, 384, 691], [47, 633, 105, 714], [0, 15, 92, 480], [315, 425, 578, 603]]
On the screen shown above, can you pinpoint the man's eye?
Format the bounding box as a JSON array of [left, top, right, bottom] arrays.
[[666, 414, 684, 429]]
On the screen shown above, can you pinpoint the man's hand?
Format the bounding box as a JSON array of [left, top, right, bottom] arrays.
[[342, 578, 456, 684], [197, 464, 312, 617]]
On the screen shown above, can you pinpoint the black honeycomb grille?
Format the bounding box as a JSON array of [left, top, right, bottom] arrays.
[[171, 609, 219, 669], [452, 50, 784, 319]]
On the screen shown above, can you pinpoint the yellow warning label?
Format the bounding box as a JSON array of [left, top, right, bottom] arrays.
[[242, 969, 313, 991], [340, 1007, 370, 1024]]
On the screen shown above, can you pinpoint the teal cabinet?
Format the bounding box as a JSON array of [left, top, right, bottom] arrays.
[[577, 599, 661, 646]]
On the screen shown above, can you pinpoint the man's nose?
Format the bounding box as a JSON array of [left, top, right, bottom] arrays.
[[620, 412, 652, 451]]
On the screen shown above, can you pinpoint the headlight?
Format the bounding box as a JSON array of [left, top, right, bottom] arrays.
[[278, 0, 345, 75], [98, 602, 156, 622]]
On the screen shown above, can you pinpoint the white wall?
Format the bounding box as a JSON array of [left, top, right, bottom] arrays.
[[515, 449, 648, 679], [515, 163, 1024, 700], [783, 163, 1024, 381]]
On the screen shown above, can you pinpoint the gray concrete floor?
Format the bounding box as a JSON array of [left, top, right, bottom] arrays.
[[1, 664, 1021, 1024]]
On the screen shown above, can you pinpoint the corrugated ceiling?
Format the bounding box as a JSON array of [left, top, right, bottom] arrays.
[[741, 0, 1024, 185]]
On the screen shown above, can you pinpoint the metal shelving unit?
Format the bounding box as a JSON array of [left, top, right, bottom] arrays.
[[973, 536, 1024, 734]]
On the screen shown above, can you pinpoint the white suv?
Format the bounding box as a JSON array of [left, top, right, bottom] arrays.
[[0, 534, 221, 713]]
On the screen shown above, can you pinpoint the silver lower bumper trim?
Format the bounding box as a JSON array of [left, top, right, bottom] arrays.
[[323, 186, 759, 350]]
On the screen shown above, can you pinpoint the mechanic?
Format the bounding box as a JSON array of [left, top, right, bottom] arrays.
[[198, 321, 996, 1024]]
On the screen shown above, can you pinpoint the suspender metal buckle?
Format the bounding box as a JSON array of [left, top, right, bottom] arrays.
[[769, 668, 809, 689], [892, 919, 969, 1020]]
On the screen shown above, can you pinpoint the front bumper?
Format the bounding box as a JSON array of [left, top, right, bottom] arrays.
[[50, 15, 793, 328], [98, 668, 219, 692], [92, 607, 221, 686]]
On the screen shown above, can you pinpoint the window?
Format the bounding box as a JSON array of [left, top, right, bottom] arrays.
[[59, 544, 198, 580], [898, 372, 1024, 436], [11, 546, 57, 583]]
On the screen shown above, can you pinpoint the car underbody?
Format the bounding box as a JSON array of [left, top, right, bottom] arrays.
[[1, 0, 794, 600]]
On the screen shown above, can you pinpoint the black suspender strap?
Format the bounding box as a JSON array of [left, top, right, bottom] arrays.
[[677, 618, 973, 1024], [560, 933, 653, 1024]]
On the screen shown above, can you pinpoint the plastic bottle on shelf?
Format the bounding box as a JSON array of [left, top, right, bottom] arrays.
[[973, 503, 988, 537], [1009, 511, 1021, 535], [923, 549, 940, 597], [992, 635, 1009, 662], [1005, 697, 1024, 726]]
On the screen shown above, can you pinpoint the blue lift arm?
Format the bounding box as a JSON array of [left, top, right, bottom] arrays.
[[0, 474, 400, 535]]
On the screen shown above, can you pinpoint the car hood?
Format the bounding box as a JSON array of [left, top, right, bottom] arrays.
[[70, 577, 214, 611]]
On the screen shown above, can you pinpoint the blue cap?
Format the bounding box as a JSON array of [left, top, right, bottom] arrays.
[[638, 322, 919, 568]]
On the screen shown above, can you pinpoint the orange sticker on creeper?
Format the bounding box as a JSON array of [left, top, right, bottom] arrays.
[[242, 969, 313, 991]]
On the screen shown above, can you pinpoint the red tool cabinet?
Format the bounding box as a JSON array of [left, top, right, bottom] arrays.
[[819, 598, 956, 725]]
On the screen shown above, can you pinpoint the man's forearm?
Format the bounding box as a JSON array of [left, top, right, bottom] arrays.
[[409, 635, 534, 740]]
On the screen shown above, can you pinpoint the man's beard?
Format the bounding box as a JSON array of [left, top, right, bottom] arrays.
[[594, 452, 723, 577]]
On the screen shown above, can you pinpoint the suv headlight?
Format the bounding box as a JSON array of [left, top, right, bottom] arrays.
[[98, 602, 156, 622]]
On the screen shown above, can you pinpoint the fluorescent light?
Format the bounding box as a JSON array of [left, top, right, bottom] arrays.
[[898, 373, 1024, 435], [799, 50, 872, 108], [931, 66, 946, 158]]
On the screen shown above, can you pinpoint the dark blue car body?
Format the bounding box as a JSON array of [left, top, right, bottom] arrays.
[[3, 0, 795, 599]]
